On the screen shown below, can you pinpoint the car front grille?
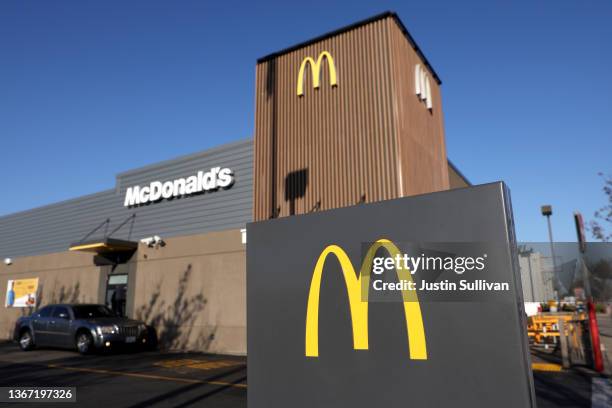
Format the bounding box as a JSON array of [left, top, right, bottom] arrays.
[[119, 326, 139, 337]]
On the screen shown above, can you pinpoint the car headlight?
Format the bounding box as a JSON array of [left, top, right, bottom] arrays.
[[138, 323, 147, 333], [97, 325, 118, 335]]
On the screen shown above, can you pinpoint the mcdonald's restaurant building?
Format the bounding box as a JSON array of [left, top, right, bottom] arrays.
[[0, 12, 471, 355]]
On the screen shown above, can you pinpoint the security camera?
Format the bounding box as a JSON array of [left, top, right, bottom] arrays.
[[4, 258, 12, 265], [140, 237, 155, 247], [140, 236, 165, 248], [153, 236, 166, 247]]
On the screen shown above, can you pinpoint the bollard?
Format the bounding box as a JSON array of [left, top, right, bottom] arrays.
[[587, 301, 604, 373], [558, 319, 570, 368]]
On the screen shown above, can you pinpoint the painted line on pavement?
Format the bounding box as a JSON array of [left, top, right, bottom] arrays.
[[531, 363, 562, 372], [46, 364, 247, 389]]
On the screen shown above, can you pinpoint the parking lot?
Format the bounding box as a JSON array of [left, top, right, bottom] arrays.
[[1, 340, 611, 407], [0, 342, 246, 407]]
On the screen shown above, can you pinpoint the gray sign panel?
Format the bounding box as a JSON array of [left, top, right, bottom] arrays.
[[247, 182, 535, 407]]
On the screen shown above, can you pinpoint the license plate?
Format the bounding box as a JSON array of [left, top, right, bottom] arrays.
[[125, 336, 136, 343]]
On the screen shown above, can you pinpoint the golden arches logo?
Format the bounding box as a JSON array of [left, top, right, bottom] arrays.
[[305, 239, 428, 359], [297, 51, 338, 96]]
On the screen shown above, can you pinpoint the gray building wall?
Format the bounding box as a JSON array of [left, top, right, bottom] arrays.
[[0, 139, 253, 259], [0, 136, 466, 261]]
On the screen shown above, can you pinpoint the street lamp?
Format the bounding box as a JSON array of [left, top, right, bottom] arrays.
[[541, 205, 559, 300], [518, 246, 536, 302]]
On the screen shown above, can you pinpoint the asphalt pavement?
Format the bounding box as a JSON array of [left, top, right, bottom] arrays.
[[0, 342, 246, 408], [1, 338, 611, 407]]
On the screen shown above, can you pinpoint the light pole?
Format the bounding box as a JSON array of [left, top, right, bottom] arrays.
[[541, 205, 559, 300], [518, 246, 536, 302]]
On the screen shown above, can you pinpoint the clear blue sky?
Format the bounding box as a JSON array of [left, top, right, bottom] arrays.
[[1, 0, 610, 242]]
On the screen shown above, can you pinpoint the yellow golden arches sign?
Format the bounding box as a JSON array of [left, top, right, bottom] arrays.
[[305, 239, 428, 360], [296, 51, 338, 96]]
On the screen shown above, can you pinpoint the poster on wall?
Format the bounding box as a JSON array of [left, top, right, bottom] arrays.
[[5, 278, 38, 308]]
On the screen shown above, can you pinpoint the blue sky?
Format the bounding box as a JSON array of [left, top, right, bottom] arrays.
[[0, 0, 610, 242]]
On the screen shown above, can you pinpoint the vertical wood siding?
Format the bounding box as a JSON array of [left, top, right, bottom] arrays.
[[254, 18, 400, 220], [387, 19, 450, 196], [254, 15, 450, 221]]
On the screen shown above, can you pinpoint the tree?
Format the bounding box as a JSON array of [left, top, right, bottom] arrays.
[[590, 173, 611, 242]]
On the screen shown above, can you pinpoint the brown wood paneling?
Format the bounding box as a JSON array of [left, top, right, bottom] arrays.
[[254, 13, 450, 221], [387, 18, 450, 197]]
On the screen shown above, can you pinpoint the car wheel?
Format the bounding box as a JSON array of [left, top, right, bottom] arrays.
[[76, 332, 94, 355], [18, 329, 34, 351]]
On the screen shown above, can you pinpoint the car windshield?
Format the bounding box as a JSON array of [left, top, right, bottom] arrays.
[[72, 305, 115, 319]]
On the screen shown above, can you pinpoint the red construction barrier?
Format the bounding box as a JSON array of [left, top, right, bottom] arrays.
[[587, 301, 604, 372]]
